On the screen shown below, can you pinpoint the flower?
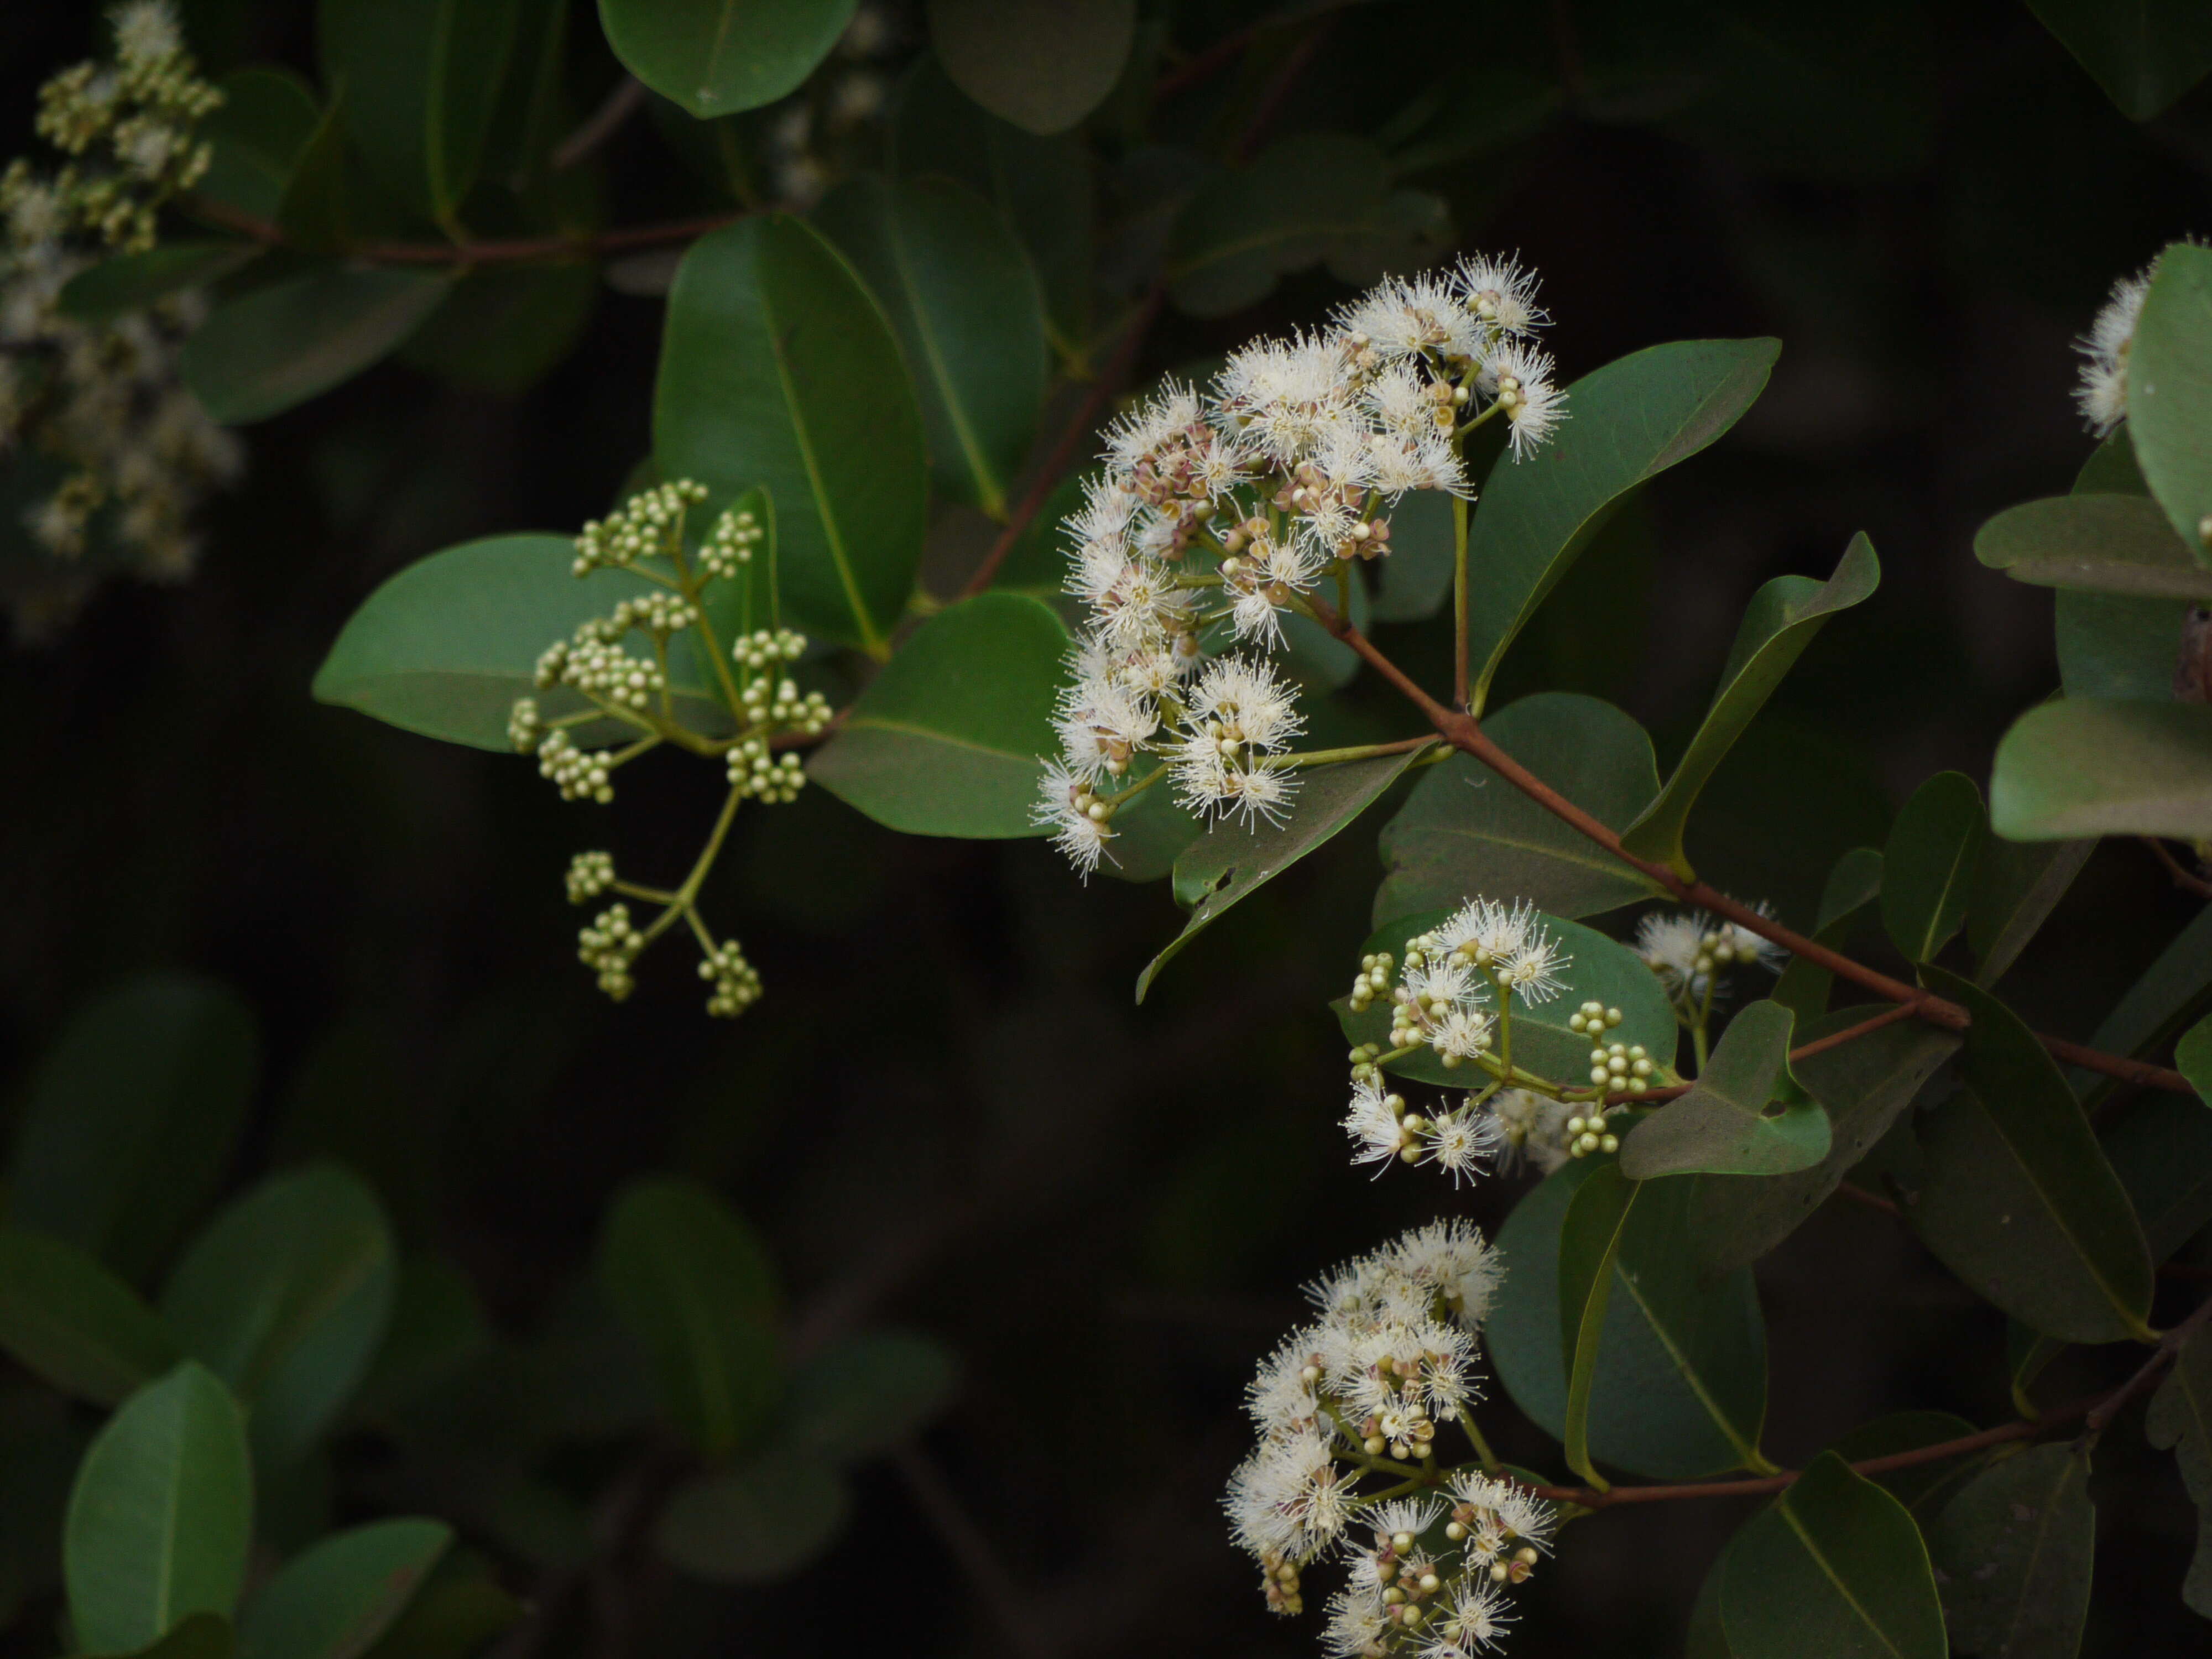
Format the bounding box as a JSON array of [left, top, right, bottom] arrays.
[[2075, 261, 2154, 435], [1032, 758, 1116, 876], [1419, 1103, 1500, 1186]]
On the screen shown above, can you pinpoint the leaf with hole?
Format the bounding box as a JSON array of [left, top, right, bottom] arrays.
[[1620, 1001, 1830, 1179]]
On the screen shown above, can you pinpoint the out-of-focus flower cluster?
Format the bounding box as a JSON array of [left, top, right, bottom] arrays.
[[1034, 259, 1566, 874], [1, 1, 237, 639]]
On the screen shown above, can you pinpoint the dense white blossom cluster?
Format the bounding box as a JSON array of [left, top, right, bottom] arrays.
[[1226, 1223, 1554, 1655], [2074, 260, 2155, 436], [1035, 259, 1565, 873], [1632, 906, 1785, 1017]]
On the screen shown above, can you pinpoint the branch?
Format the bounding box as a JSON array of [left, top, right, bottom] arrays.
[[2142, 835, 2212, 901], [552, 75, 647, 172], [182, 192, 742, 267]]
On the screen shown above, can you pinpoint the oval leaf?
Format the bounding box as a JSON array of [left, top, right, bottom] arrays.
[[65, 1364, 253, 1656], [1968, 833, 2093, 989], [1975, 492, 2212, 598], [598, 0, 858, 119], [1927, 1444, 2094, 1657], [1772, 846, 1884, 1020], [0, 1228, 180, 1407], [59, 243, 264, 327], [181, 267, 454, 425], [317, 0, 523, 220], [2147, 1320, 2212, 1618], [1880, 770, 1987, 964], [784, 1329, 959, 1467], [238, 1519, 451, 1659], [1620, 1001, 1830, 1179], [1990, 698, 2212, 841], [195, 66, 321, 220], [2130, 243, 2212, 556], [656, 1447, 848, 1582], [2026, 0, 2212, 119], [926, 0, 1134, 135], [1558, 1161, 1640, 1486]]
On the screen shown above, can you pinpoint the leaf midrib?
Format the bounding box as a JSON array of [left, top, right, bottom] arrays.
[[1775, 1493, 1911, 1657], [884, 197, 1005, 515]]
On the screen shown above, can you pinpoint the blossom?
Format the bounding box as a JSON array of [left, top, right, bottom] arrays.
[[2075, 262, 2154, 435], [1031, 759, 1115, 876], [1419, 1103, 1501, 1186]]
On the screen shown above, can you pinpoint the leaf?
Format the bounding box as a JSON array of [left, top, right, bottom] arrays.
[[160, 1167, 399, 1470], [1927, 1444, 2094, 1658], [1975, 492, 2212, 598], [397, 262, 599, 396], [2103, 1089, 2212, 1261], [354, 1254, 492, 1417], [2130, 243, 2212, 556], [1992, 699, 2212, 839], [2056, 589, 2183, 700], [1968, 834, 2094, 989], [806, 593, 1069, 838], [318, 0, 524, 221], [1621, 535, 1882, 878], [1136, 750, 1429, 1003], [655, 215, 926, 654], [1488, 1158, 1768, 1481], [8, 974, 258, 1284], [1720, 1452, 1947, 1659], [1164, 133, 1451, 319], [64, 1364, 253, 1656], [81, 1613, 237, 1659], [1904, 967, 2154, 1344], [1827, 1411, 1984, 1515], [1368, 488, 1458, 624], [926, 0, 1134, 135], [1881, 771, 1987, 963], [2147, 1319, 2212, 1618], [1464, 339, 1781, 714], [1373, 693, 1668, 924], [784, 1329, 959, 1467], [180, 267, 455, 425], [813, 176, 1047, 517], [1558, 1162, 1639, 1486], [59, 243, 264, 326], [353, 1560, 520, 1659], [597, 1177, 781, 1459], [597, 0, 858, 118], [1772, 846, 1883, 1020], [195, 67, 322, 220], [1620, 1001, 1831, 1179], [1336, 907, 1679, 1092], [2073, 902, 2212, 1099], [1687, 1552, 1735, 1659], [2026, 0, 2212, 121], [1686, 1008, 1958, 1274], [0, 1229, 180, 1407], [237, 1520, 449, 1659], [654, 1448, 848, 1582]]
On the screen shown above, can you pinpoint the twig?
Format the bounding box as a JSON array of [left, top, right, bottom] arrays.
[[2142, 835, 2212, 900], [552, 75, 647, 172], [183, 192, 742, 267], [1834, 1181, 1901, 1217], [1603, 1003, 1925, 1107], [893, 1446, 1058, 1659], [2083, 1291, 2212, 1437], [1228, 18, 1333, 165]]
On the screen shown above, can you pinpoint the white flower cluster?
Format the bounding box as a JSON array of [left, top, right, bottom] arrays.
[[2074, 260, 2154, 436], [1034, 259, 1565, 874], [1227, 1223, 1554, 1656], [1633, 907, 1785, 1015], [1352, 899, 1570, 1067], [0, 2, 237, 638]]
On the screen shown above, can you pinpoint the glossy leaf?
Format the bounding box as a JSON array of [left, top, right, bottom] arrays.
[[82, 1613, 236, 1659], [1969, 833, 2093, 988], [2147, 1320, 2212, 1618], [1827, 1411, 1984, 1516], [1772, 846, 1882, 1020], [598, 1178, 781, 1459], [2130, 243, 2212, 556], [352, 1561, 520, 1659], [807, 593, 1068, 839], [160, 1166, 398, 1469], [2056, 588, 2183, 699], [1976, 492, 2212, 598], [1905, 968, 2154, 1344], [1164, 134, 1451, 319], [1558, 1162, 1639, 1486], [1337, 907, 1678, 1090], [655, 215, 926, 654], [397, 262, 599, 396], [2073, 902, 2212, 1100], [1620, 1001, 1830, 1178], [1881, 770, 1986, 963], [1720, 1452, 1945, 1659], [181, 268, 454, 425], [1368, 488, 1458, 623], [927, 0, 1133, 134], [0, 1229, 179, 1407], [195, 67, 321, 220], [784, 1329, 959, 1467], [318, 0, 523, 220], [1621, 534, 1881, 878], [2027, 0, 2212, 119], [1992, 698, 2212, 839], [1488, 1159, 1768, 1480], [65, 1364, 253, 1656], [59, 243, 263, 326], [655, 1448, 848, 1582], [598, 0, 857, 118], [8, 975, 257, 1283], [1928, 1444, 2094, 1657], [1138, 748, 1431, 1002], [238, 1520, 451, 1659], [1373, 693, 1667, 924], [814, 176, 1047, 516], [2104, 1089, 2212, 1261], [1464, 338, 1781, 714]]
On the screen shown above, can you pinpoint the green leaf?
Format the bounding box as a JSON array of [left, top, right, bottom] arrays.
[[237, 1520, 449, 1659], [1927, 1444, 2094, 1658], [8, 974, 258, 1284], [1373, 693, 1668, 924], [1720, 1452, 1946, 1659], [1621, 535, 1882, 878], [655, 215, 926, 654], [654, 1448, 848, 1582], [813, 176, 1047, 517], [0, 1229, 180, 1407], [353, 1559, 520, 1659], [1164, 133, 1451, 319], [2056, 588, 2183, 700], [1880, 771, 1987, 963], [2147, 1319, 2212, 1619], [1337, 907, 1678, 1092], [597, 1177, 781, 1459], [2026, 0, 2212, 120], [272, 93, 355, 255], [598, 0, 857, 118], [196, 67, 322, 220], [2074, 902, 2212, 1099], [1687, 1553, 1735, 1659], [65, 1364, 253, 1656], [1992, 698, 2212, 839], [81, 1613, 237, 1659], [59, 243, 264, 326], [1464, 339, 1781, 714], [354, 1254, 492, 1417], [1620, 1001, 1831, 1179], [180, 267, 455, 425], [2104, 1088, 2212, 1261], [1558, 1161, 1639, 1487], [319, 0, 523, 220], [1826, 1411, 1984, 1515], [1772, 847, 1883, 1020], [1905, 967, 2154, 1344], [806, 592, 1068, 838], [2008, 1319, 2068, 1418], [784, 1329, 959, 1467], [1968, 834, 2094, 988], [2131, 243, 2212, 556], [1975, 492, 2212, 598], [1138, 749, 1431, 1003], [1368, 488, 1458, 624], [1488, 1158, 1768, 1480], [926, 0, 1134, 135], [397, 262, 599, 396], [160, 1166, 398, 1470]]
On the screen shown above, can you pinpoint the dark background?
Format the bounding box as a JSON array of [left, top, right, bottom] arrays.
[[4, 1, 2210, 1653]]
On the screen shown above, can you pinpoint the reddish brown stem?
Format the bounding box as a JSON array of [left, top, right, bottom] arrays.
[[1604, 1003, 1923, 1107], [2141, 835, 2212, 900]]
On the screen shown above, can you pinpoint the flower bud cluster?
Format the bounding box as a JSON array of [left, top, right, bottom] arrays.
[[535, 632, 664, 714], [573, 479, 709, 575], [578, 904, 644, 999], [565, 850, 615, 904], [535, 729, 614, 803], [698, 940, 763, 1018], [727, 737, 806, 801], [698, 504, 764, 581], [1035, 259, 1567, 874], [1371, 896, 1569, 1071]]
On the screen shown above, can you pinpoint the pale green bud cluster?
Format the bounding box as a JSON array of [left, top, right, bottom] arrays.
[[578, 905, 645, 1000], [535, 633, 664, 712], [535, 729, 613, 804], [1566, 1000, 1624, 1036], [573, 478, 709, 575], [698, 504, 764, 581], [698, 941, 763, 1018], [733, 627, 808, 672], [738, 670, 832, 733], [509, 697, 543, 753], [726, 738, 806, 802], [1347, 950, 1395, 1013], [1585, 1031, 1653, 1093], [565, 850, 615, 904], [1561, 1110, 1621, 1159]]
